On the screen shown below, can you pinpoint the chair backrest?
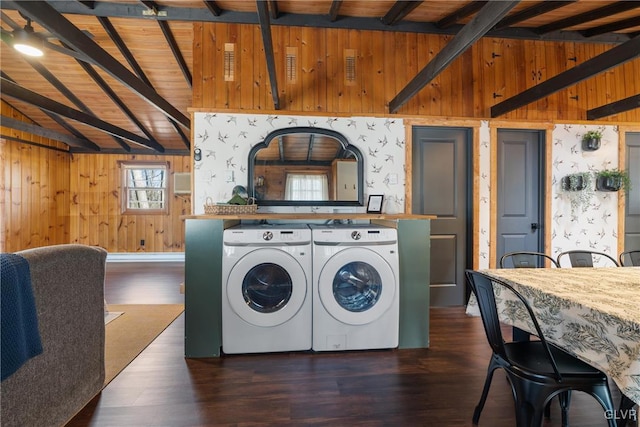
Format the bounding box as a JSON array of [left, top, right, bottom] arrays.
[[556, 250, 619, 268], [465, 270, 562, 381], [500, 251, 559, 269], [619, 250, 640, 267]]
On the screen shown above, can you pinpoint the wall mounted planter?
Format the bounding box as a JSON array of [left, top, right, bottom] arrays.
[[561, 174, 586, 191], [582, 137, 601, 151], [596, 176, 621, 191]]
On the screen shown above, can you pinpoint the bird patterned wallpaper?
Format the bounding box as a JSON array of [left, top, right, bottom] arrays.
[[550, 124, 619, 266], [192, 112, 407, 214], [193, 113, 622, 268]]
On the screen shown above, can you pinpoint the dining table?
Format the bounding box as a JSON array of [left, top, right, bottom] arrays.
[[466, 267, 640, 406]]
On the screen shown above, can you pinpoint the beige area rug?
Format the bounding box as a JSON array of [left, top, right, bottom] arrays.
[[104, 304, 184, 386]]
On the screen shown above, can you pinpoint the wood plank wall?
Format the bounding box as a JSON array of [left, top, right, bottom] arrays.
[[69, 154, 191, 253], [1, 101, 70, 252], [1, 100, 191, 253], [193, 23, 640, 122]]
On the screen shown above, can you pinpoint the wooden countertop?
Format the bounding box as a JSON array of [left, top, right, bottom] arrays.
[[181, 213, 435, 220]]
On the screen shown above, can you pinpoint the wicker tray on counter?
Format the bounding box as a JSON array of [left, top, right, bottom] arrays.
[[204, 198, 257, 215]]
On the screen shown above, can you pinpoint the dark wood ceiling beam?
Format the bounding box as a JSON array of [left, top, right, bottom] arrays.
[[77, 1, 96, 9], [587, 94, 640, 120], [1, 77, 164, 152], [1, 71, 105, 150], [18, 54, 131, 151], [97, 16, 189, 149], [381, 1, 423, 26], [328, 1, 343, 22], [307, 134, 315, 162], [436, 1, 488, 29], [71, 52, 163, 148], [536, 1, 640, 34], [582, 16, 640, 38], [256, 0, 280, 110], [267, 1, 279, 20], [494, 1, 576, 30], [390, 0, 520, 114], [1, 115, 100, 151], [2, 2, 631, 44], [203, 1, 221, 17], [491, 35, 640, 117], [140, 0, 192, 87], [10, 0, 190, 129]]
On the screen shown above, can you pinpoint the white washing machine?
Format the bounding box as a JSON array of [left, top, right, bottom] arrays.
[[310, 224, 400, 351], [222, 224, 312, 354]]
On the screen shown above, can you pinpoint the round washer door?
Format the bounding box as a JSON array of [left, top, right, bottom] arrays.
[[227, 248, 307, 327], [318, 247, 396, 326]]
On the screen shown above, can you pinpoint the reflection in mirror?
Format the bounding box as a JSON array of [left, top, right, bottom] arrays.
[[248, 127, 364, 206]]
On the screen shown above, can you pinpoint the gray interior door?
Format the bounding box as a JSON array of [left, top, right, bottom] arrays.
[[412, 127, 471, 306], [496, 130, 543, 262], [625, 132, 640, 250]]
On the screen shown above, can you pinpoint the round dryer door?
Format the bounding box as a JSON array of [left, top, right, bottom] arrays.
[[318, 247, 396, 326], [227, 248, 307, 327]]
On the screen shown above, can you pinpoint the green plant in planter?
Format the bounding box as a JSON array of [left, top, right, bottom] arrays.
[[561, 172, 594, 214], [582, 129, 603, 151], [596, 168, 632, 192]]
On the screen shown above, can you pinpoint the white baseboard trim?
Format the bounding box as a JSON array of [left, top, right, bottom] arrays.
[[106, 252, 185, 262]]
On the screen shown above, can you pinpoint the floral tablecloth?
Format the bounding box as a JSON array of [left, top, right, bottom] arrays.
[[466, 267, 640, 405]]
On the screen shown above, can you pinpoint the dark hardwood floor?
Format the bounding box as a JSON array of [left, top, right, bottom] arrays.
[[66, 262, 635, 426]]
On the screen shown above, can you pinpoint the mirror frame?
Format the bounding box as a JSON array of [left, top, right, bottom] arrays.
[[247, 126, 364, 206]]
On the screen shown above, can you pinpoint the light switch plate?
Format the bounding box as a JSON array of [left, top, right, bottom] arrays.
[[389, 173, 398, 185], [225, 170, 234, 182]]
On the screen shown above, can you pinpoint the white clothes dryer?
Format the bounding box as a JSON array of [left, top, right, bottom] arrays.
[[222, 224, 312, 354], [310, 224, 400, 351]]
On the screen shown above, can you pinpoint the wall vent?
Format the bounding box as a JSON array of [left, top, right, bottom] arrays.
[[344, 49, 357, 86], [174, 172, 191, 194], [224, 43, 235, 82], [286, 46, 298, 83]]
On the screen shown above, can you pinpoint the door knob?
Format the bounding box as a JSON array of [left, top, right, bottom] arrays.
[[531, 223, 540, 231]]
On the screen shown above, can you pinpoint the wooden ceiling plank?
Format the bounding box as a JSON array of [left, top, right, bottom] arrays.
[[381, 1, 423, 26], [389, 0, 520, 114], [582, 16, 640, 38], [203, 1, 222, 17], [256, 0, 281, 110], [587, 93, 640, 120], [1, 114, 100, 151], [11, 0, 190, 129], [1, 77, 164, 152], [494, 1, 577, 30], [491, 35, 640, 117], [329, 1, 343, 22], [436, 1, 488, 29], [536, 1, 640, 34]]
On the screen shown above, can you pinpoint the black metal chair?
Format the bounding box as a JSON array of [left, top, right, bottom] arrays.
[[466, 270, 616, 427], [500, 251, 559, 269], [619, 250, 640, 267], [556, 250, 619, 268]]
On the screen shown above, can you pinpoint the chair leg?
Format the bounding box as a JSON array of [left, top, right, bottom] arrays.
[[544, 401, 551, 419], [589, 383, 617, 427], [559, 391, 572, 427], [616, 394, 635, 427], [473, 360, 500, 425]]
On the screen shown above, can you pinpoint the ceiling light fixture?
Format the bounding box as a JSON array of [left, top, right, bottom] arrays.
[[13, 18, 43, 57]]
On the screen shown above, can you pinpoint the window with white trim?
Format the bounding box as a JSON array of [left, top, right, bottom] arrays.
[[120, 161, 169, 214], [284, 173, 329, 201]]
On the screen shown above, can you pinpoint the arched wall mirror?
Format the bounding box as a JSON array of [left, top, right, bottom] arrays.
[[247, 127, 364, 206]]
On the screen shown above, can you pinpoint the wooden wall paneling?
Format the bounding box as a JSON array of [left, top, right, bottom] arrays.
[[502, 39, 519, 120], [370, 31, 385, 114], [240, 23, 254, 110], [305, 26, 326, 112], [482, 38, 498, 118], [534, 41, 549, 120], [472, 39, 487, 117], [382, 30, 396, 115], [192, 22, 203, 108], [325, 29, 340, 114], [0, 139, 7, 250], [359, 28, 373, 113], [403, 31, 420, 115], [416, 33, 433, 116], [38, 141, 49, 246]]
